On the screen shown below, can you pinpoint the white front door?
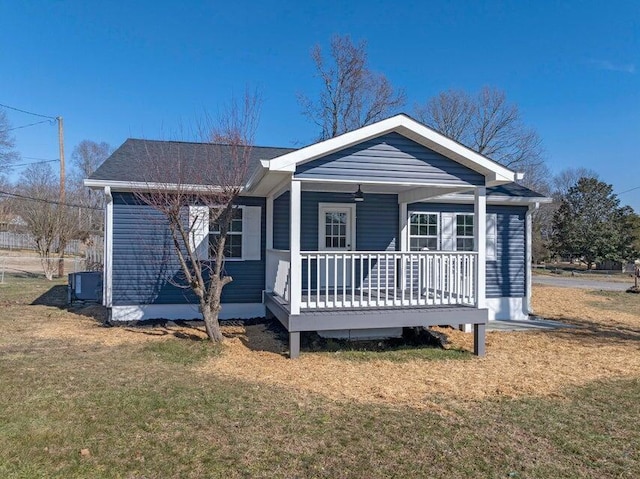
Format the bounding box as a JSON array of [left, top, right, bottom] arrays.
[[318, 203, 355, 288]]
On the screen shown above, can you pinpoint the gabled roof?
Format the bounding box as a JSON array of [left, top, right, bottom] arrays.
[[86, 138, 295, 187], [262, 114, 520, 186]]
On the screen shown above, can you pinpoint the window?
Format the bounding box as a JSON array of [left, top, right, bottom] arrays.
[[209, 207, 243, 258], [455, 214, 474, 251], [325, 211, 347, 248], [486, 213, 497, 260], [409, 213, 439, 251]]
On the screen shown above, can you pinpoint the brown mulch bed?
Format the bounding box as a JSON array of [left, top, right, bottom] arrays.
[[9, 286, 640, 411]]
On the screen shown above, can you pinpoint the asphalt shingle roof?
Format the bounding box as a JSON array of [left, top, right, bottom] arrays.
[[89, 138, 296, 184], [90, 138, 546, 199]]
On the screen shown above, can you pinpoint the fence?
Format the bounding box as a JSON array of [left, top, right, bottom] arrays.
[[0, 233, 103, 281], [0, 231, 86, 255]]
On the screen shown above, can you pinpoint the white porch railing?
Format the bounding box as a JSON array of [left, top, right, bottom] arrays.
[[266, 249, 291, 302], [267, 250, 478, 311]]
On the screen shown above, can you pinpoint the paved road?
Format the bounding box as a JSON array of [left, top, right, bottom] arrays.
[[532, 275, 631, 291]]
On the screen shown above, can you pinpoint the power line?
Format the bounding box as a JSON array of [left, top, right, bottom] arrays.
[[6, 119, 55, 131], [617, 186, 640, 195], [22, 156, 57, 161], [0, 102, 57, 120], [0, 189, 101, 210], [11, 159, 60, 168]]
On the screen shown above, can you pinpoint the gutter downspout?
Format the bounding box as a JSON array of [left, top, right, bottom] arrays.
[[103, 186, 113, 311], [525, 202, 539, 316]]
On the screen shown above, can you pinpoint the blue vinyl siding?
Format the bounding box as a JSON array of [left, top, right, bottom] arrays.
[[273, 191, 290, 250], [111, 192, 265, 306], [302, 192, 398, 251], [408, 203, 527, 298], [295, 132, 484, 186], [272, 191, 398, 251]]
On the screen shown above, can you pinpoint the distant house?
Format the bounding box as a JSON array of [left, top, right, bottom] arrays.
[[85, 114, 551, 357], [596, 260, 637, 274]]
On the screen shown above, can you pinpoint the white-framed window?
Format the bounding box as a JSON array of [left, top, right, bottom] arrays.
[[189, 204, 261, 262], [407, 210, 498, 257], [409, 212, 439, 251], [455, 214, 475, 251], [210, 207, 243, 259]]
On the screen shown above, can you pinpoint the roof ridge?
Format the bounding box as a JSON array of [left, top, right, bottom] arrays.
[[125, 137, 297, 150]]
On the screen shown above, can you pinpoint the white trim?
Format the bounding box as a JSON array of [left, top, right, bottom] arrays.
[[399, 202, 408, 252], [103, 186, 113, 308], [266, 175, 292, 199], [265, 195, 274, 252], [110, 303, 266, 322], [486, 213, 498, 261], [454, 213, 475, 251], [474, 187, 487, 309], [407, 211, 440, 251], [318, 203, 356, 251], [427, 192, 552, 205], [267, 114, 517, 184], [524, 203, 537, 315], [397, 186, 472, 204], [486, 297, 528, 321], [84, 179, 241, 193], [209, 205, 245, 261], [189, 205, 209, 260], [293, 176, 479, 188], [289, 180, 302, 315]]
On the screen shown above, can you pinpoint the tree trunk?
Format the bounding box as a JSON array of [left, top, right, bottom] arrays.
[[201, 302, 225, 342]]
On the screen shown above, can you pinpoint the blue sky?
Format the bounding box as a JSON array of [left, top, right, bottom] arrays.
[[1, 1, 638, 209]]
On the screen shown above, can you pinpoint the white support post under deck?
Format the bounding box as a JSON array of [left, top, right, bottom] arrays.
[[474, 186, 487, 309], [289, 179, 302, 315], [399, 202, 408, 252]]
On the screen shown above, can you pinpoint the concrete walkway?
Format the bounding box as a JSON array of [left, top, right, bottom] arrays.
[[487, 318, 575, 332], [532, 275, 631, 291]]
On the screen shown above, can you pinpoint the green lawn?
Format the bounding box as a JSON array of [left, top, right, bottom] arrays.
[[1, 274, 639, 478]]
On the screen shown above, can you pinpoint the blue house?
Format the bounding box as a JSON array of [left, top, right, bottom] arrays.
[[85, 115, 550, 357]]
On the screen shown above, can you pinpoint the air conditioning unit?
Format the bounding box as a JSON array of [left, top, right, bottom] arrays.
[[68, 271, 103, 303]]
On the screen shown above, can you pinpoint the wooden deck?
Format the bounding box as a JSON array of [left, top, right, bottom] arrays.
[[264, 292, 488, 359]]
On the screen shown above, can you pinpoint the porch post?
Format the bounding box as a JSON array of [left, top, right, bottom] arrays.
[[473, 323, 486, 356], [289, 331, 300, 359], [289, 179, 302, 315], [399, 202, 408, 251], [265, 194, 274, 292], [474, 186, 486, 310]]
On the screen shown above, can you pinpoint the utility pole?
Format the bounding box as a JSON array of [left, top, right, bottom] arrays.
[[57, 116, 65, 203], [57, 116, 66, 277]]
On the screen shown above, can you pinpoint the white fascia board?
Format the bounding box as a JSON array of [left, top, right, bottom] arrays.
[[424, 192, 553, 205], [243, 160, 270, 192], [397, 186, 471, 204], [266, 114, 517, 182], [83, 179, 246, 195]]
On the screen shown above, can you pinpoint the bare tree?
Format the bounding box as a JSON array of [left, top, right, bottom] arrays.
[[134, 92, 260, 342], [415, 87, 547, 190], [14, 164, 79, 280], [552, 167, 599, 199], [69, 140, 112, 239], [0, 109, 20, 177], [298, 35, 405, 140], [70, 140, 112, 186]]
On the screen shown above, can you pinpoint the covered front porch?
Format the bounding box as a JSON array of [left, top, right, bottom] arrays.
[[243, 119, 520, 357], [261, 178, 490, 358]]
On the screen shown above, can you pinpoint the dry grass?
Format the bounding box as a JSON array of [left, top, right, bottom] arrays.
[[4, 277, 639, 411], [1, 274, 639, 478]]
